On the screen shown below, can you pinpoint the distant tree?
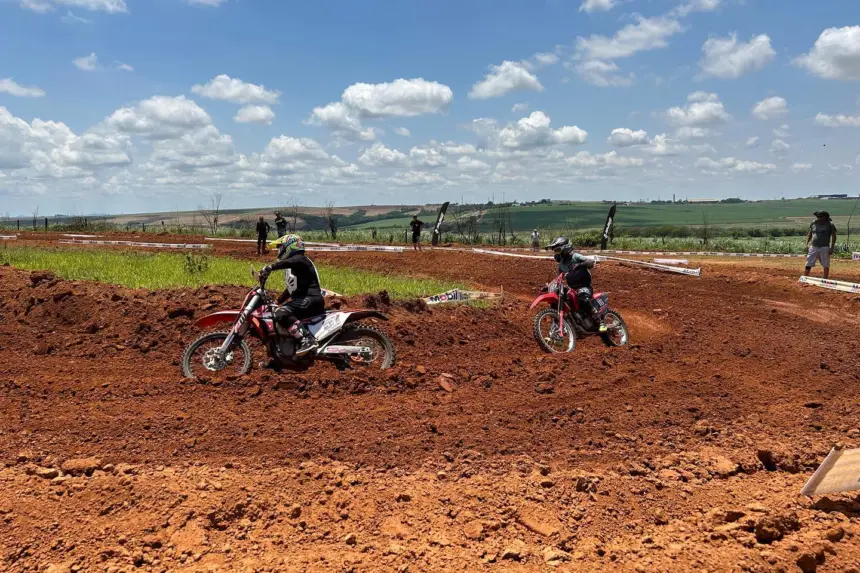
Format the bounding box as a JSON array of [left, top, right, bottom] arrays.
[[198, 192, 223, 235], [323, 201, 338, 240]]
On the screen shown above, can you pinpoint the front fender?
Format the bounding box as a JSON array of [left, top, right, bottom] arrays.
[[195, 310, 242, 329], [195, 311, 265, 339], [529, 292, 559, 310]]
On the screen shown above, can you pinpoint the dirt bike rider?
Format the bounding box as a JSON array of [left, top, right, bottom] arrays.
[[546, 236, 607, 333], [258, 234, 324, 359]]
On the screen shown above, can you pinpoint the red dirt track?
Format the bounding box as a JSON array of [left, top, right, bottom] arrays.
[[2, 232, 860, 572]]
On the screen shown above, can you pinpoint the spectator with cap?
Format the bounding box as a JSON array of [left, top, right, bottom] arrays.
[[804, 210, 837, 279], [274, 211, 288, 238]]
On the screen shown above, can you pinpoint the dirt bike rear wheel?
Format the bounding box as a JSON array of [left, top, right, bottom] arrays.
[[533, 308, 576, 353], [335, 323, 396, 369], [181, 331, 253, 380], [600, 310, 630, 347]]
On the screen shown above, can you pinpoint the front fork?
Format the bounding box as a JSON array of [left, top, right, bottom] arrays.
[[217, 295, 259, 353]]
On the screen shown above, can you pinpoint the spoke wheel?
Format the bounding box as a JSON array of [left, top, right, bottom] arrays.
[[533, 308, 576, 353], [181, 331, 252, 381], [600, 310, 630, 347], [335, 324, 396, 369]]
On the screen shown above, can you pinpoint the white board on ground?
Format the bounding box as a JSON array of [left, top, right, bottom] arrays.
[[600, 255, 701, 277], [654, 258, 689, 265], [801, 448, 860, 496], [798, 275, 860, 293], [61, 234, 101, 238], [472, 248, 560, 261], [58, 239, 210, 250], [854, 252, 860, 261], [0, 235, 17, 240]]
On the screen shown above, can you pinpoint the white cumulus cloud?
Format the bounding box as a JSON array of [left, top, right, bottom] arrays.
[[358, 142, 409, 167], [795, 26, 860, 80], [309, 78, 452, 141], [792, 163, 812, 172], [607, 128, 649, 147], [666, 92, 731, 126], [752, 96, 787, 120], [73, 52, 98, 71], [105, 95, 212, 139], [22, 0, 127, 13], [497, 111, 587, 150], [745, 136, 759, 148], [579, 0, 615, 13], [0, 78, 46, 97], [696, 156, 776, 174], [815, 113, 860, 127], [699, 33, 775, 79], [576, 16, 683, 61], [770, 139, 789, 154], [393, 127, 411, 137], [234, 105, 275, 125], [191, 74, 280, 105], [468, 61, 543, 99]]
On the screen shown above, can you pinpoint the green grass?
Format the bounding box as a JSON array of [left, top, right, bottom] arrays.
[[494, 199, 859, 231], [0, 246, 460, 298]]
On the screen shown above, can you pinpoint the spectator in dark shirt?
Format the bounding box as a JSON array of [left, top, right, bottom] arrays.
[[805, 211, 837, 279], [410, 216, 425, 251], [256, 216, 271, 255], [274, 212, 287, 238]]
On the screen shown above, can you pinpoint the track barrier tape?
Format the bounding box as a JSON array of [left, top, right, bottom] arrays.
[[599, 255, 702, 276], [58, 239, 210, 249], [798, 275, 860, 294], [654, 258, 689, 265], [0, 235, 17, 240]]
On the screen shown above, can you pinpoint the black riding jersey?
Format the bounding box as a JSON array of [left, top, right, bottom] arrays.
[[269, 251, 322, 300]]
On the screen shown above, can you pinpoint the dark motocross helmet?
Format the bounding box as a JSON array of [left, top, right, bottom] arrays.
[[546, 236, 574, 257]]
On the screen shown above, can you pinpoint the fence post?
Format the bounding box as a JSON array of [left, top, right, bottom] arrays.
[[17, 220, 20, 231], [142, 223, 146, 233], [44, 217, 48, 231], [84, 218, 88, 229]]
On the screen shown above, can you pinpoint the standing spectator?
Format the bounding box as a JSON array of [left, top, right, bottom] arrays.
[[256, 216, 271, 255], [410, 215, 425, 251], [805, 210, 837, 279], [274, 211, 288, 238], [531, 229, 541, 252]]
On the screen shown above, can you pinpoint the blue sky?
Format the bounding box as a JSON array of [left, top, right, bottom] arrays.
[[1, 0, 859, 215]]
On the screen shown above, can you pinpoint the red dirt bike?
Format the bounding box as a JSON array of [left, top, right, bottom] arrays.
[[181, 269, 396, 380], [530, 269, 629, 353]]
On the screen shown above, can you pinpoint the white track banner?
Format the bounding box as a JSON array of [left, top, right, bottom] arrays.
[[424, 288, 503, 305], [0, 235, 17, 240], [801, 447, 860, 496], [58, 239, 210, 249], [654, 258, 689, 265], [61, 234, 101, 238], [472, 248, 555, 260], [799, 275, 860, 293], [205, 237, 341, 248], [854, 252, 860, 261], [584, 249, 806, 259], [309, 245, 404, 253], [600, 255, 701, 276]]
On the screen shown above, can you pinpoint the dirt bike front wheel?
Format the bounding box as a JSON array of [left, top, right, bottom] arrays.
[[181, 331, 253, 381], [533, 308, 576, 353], [600, 310, 630, 347], [335, 324, 396, 369]]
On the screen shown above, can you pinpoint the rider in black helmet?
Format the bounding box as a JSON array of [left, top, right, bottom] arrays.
[[546, 236, 607, 333]]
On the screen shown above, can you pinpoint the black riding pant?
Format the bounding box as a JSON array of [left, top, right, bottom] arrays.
[[256, 234, 267, 250], [565, 268, 599, 321], [274, 295, 325, 336]]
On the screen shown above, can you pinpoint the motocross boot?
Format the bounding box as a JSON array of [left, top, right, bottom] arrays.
[[294, 324, 319, 357]]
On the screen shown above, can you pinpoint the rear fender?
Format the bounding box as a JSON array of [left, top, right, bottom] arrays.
[[529, 293, 559, 310], [343, 310, 389, 323], [194, 310, 265, 339]]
